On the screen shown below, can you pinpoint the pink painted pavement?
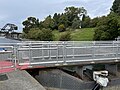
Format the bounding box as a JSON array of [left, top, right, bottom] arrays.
[[0, 60, 45, 73], [0, 60, 30, 73]]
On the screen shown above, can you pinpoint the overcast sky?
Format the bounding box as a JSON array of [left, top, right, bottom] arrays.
[[0, 0, 114, 32]]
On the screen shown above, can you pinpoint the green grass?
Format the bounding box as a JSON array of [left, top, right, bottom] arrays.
[[53, 28, 95, 41], [71, 28, 95, 41]]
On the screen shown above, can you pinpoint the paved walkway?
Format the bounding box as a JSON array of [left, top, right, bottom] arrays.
[[0, 70, 46, 90]]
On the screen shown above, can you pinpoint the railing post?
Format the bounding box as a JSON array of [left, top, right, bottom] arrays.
[[118, 41, 120, 59], [72, 41, 75, 58], [62, 42, 65, 62], [48, 42, 50, 59], [16, 43, 19, 64], [116, 41, 119, 61], [65, 42, 67, 59], [62, 42, 67, 64], [13, 45, 17, 70], [113, 41, 115, 57], [49, 42, 51, 60], [42, 44, 44, 60], [92, 41, 95, 62], [29, 43, 32, 64], [63, 41, 67, 65], [56, 43, 59, 65]]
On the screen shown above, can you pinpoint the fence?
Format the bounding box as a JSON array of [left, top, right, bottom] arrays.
[[17, 41, 120, 67], [0, 41, 120, 70]]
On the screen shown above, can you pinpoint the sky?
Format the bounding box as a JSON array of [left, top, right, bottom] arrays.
[[0, 0, 114, 32]]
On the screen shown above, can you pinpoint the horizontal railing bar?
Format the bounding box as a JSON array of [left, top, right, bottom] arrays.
[[31, 53, 117, 60], [0, 43, 18, 45], [32, 54, 92, 59], [20, 45, 72, 48], [0, 65, 14, 69], [0, 46, 14, 48], [66, 58, 118, 63], [19, 43, 68, 45], [0, 51, 13, 54], [19, 61, 64, 65], [18, 47, 57, 51], [31, 53, 118, 59], [66, 46, 119, 49], [19, 58, 119, 66]]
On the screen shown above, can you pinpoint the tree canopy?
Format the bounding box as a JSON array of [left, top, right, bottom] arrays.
[[22, 6, 87, 34], [111, 0, 120, 15], [22, 3, 120, 41], [22, 6, 90, 41], [94, 14, 120, 40], [93, 0, 120, 41], [22, 17, 39, 33]]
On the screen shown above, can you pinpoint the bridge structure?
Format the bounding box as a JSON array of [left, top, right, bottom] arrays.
[[0, 41, 120, 74]]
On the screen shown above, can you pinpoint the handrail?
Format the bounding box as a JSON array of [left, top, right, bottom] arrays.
[[18, 47, 57, 51], [0, 41, 120, 72]]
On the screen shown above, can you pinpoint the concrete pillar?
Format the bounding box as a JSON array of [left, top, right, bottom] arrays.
[[75, 66, 84, 79], [75, 65, 93, 80], [105, 64, 118, 76]]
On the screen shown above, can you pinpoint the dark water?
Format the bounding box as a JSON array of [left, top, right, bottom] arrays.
[[0, 37, 20, 43]]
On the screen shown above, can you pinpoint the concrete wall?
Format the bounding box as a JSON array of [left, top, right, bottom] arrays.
[[35, 69, 120, 90], [35, 69, 94, 90]]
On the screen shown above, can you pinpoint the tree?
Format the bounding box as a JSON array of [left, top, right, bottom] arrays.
[[94, 28, 103, 40], [72, 18, 80, 29], [111, 0, 120, 15], [89, 17, 99, 27], [94, 0, 120, 41], [100, 32, 111, 40], [27, 28, 53, 41], [65, 7, 87, 18], [81, 15, 91, 28], [64, 6, 87, 27], [53, 13, 61, 29], [53, 13, 60, 21], [58, 14, 69, 28], [27, 28, 43, 40], [58, 24, 66, 32], [22, 17, 39, 33], [42, 15, 55, 29], [41, 28, 53, 41], [94, 16, 120, 40], [96, 16, 107, 27]]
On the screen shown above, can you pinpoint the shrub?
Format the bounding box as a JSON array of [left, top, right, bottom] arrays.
[[59, 31, 71, 41], [41, 28, 54, 41], [27, 28, 54, 41], [28, 28, 40, 40]]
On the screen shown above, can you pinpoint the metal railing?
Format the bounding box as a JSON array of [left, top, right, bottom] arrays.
[[17, 41, 120, 66], [1, 41, 120, 70], [0, 44, 15, 71]]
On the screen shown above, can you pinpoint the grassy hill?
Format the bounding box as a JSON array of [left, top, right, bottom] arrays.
[[53, 28, 95, 41]]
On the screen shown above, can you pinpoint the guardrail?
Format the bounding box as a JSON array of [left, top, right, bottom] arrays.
[[0, 41, 120, 71], [16, 41, 120, 67]]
